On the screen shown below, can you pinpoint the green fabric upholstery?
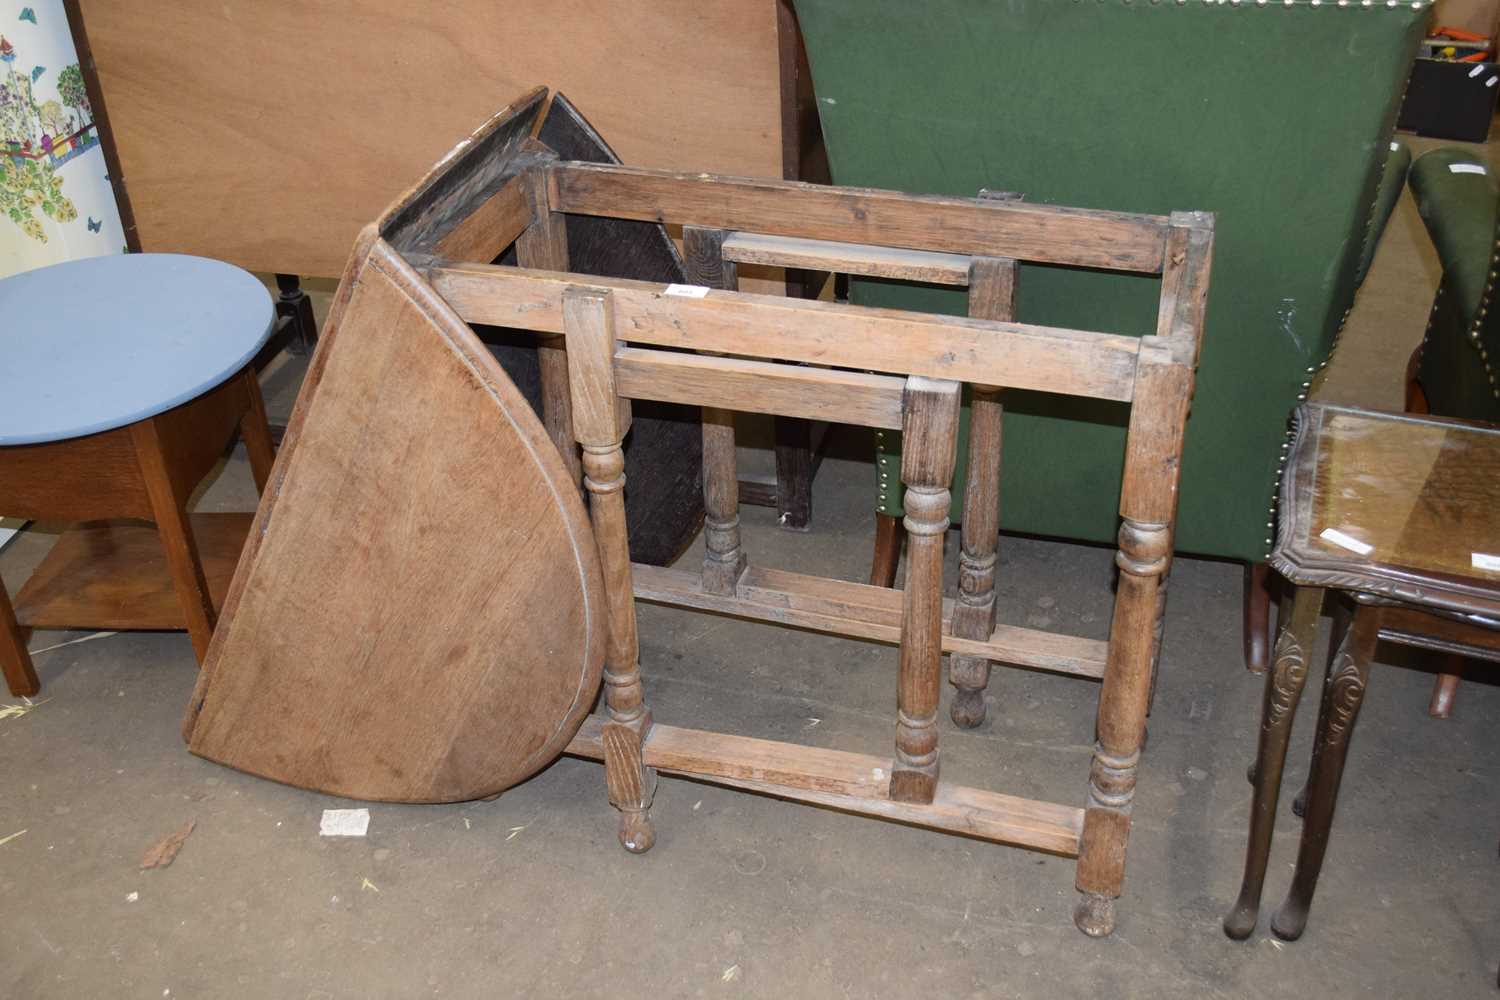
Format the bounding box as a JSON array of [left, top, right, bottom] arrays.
[[1408, 148, 1500, 424], [1356, 140, 1412, 287], [795, 1, 1424, 562]]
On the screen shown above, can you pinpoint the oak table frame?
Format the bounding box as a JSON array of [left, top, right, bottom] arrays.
[[1225, 403, 1500, 945], [378, 92, 1213, 936]]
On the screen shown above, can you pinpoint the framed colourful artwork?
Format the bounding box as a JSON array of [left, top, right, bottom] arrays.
[[0, 0, 125, 277]]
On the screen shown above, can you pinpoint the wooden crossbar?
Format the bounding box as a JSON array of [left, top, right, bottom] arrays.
[[721, 232, 973, 286], [615, 347, 905, 430], [565, 716, 1085, 856], [547, 162, 1169, 273], [422, 261, 1143, 402], [631, 563, 1108, 679]]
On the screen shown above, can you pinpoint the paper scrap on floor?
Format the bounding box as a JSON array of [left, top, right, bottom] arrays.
[[319, 808, 370, 837]]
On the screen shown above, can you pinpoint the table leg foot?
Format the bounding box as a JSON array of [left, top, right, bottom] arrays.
[[1074, 892, 1115, 938]]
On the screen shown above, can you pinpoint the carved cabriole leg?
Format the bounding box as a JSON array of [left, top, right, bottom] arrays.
[[682, 226, 747, 596], [949, 254, 1015, 729], [563, 286, 656, 853], [1290, 595, 1352, 820], [516, 171, 582, 487], [1075, 337, 1192, 937], [890, 377, 961, 805], [1271, 600, 1377, 941], [1224, 584, 1323, 939]]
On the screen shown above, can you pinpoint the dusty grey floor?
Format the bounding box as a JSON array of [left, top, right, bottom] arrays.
[[5, 128, 1500, 999]]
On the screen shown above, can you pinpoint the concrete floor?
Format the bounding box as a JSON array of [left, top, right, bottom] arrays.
[[5, 129, 1500, 998]]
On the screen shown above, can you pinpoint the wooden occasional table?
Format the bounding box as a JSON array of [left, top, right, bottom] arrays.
[[1225, 402, 1500, 944], [0, 253, 275, 696]]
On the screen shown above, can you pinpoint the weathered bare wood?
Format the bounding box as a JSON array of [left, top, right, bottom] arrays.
[[890, 377, 961, 805], [423, 263, 1143, 401], [548, 162, 1169, 272], [630, 562, 1107, 679], [682, 227, 747, 597], [563, 286, 656, 853], [1075, 337, 1195, 937], [184, 236, 606, 803], [566, 716, 1083, 856], [613, 348, 905, 429], [721, 232, 971, 285], [516, 171, 582, 485], [431, 171, 536, 264], [950, 254, 1017, 729]]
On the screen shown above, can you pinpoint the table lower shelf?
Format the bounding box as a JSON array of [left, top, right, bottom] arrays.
[[566, 715, 1084, 857], [12, 513, 254, 631]]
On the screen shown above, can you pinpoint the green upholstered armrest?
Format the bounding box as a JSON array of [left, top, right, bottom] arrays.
[[1355, 140, 1412, 288], [1408, 148, 1500, 423], [796, 0, 1425, 563]]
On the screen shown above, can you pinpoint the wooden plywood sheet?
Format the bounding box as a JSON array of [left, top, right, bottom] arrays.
[[75, 0, 783, 276], [183, 233, 606, 802]]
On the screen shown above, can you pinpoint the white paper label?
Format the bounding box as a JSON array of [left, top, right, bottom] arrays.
[[1320, 528, 1373, 556], [1470, 64, 1487, 78], [1473, 552, 1500, 572], [319, 808, 370, 837], [664, 283, 710, 298], [1450, 163, 1488, 175]]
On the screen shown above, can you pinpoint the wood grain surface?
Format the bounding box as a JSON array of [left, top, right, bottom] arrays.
[[183, 237, 605, 802], [75, 1, 784, 276]]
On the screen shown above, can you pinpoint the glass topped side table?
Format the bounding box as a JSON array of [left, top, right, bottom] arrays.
[[1224, 402, 1500, 947]]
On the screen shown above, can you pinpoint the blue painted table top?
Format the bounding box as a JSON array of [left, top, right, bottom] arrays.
[[0, 254, 275, 446]]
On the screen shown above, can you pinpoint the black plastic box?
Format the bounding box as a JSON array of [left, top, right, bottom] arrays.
[[1398, 58, 1499, 143]]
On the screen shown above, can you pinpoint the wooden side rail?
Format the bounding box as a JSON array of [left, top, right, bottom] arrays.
[[547, 161, 1169, 273], [631, 563, 1107, 679], [616, 348, 905, 430], [721, 232, 973, 286], [565, 716, 1084, 857], [421, 261, 1142, 401]]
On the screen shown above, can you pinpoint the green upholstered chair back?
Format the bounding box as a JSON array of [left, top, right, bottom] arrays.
[[1408, 147, 1500, 425], [794, 0, 1424, 563]]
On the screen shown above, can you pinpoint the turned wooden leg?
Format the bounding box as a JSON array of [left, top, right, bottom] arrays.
[[132, 418, 217, 662], [1428, 655, 1465, 719], [0, 580, 39, 697], [680, 226, 748, 596], [701, 406, 747, 596], [949, 254, 1014, 729], [1271, 600, 1377, 941], [1244, 562, 1275, 673], [238, 369, 276, 495], [1075, 337, 1192, 937], [274, 273, 318, 356], [1224, 584, 1323, 939], [870, 511, 903, 588], [890, 377, 960, 804], [949, 385, 1001, 729], [565, 287, 656, 853]]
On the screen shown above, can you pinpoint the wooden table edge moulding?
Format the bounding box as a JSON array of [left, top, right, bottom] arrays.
[[251, 86, 1214, 936]]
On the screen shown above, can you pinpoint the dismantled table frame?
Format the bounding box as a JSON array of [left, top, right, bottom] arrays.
[[379, 91, 1212, 936]]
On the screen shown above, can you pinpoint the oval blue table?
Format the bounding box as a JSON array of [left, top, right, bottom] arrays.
[[0, 253, 277, 696]]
